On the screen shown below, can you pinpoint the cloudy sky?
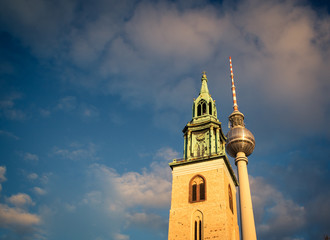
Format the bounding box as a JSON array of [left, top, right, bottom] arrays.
[[0, 0, 329, 239]]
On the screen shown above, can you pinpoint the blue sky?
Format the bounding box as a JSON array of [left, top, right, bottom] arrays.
[[0, 0, 329, 239]]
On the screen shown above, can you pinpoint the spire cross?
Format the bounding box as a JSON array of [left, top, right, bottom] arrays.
[[229, 57, 238, 111]]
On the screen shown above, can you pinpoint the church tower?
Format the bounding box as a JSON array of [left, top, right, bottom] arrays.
[[168, 72, 240, 240]]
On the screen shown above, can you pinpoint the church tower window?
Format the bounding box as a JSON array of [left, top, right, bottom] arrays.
[[202, 102, 206, 115], [209, 102, 212, 115], [200, 182, 205, 200], [190, 175, 206, 203], [197, 100, 207, 116], [192, 210, 203, 240]]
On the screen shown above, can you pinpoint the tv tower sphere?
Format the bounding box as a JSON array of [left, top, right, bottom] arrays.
[[226, 117, 255, 158]]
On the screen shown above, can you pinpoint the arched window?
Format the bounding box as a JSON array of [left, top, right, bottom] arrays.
[[229, 184, 233, 213], [197, 104, 201, 116], [202, 102, 206, 115], [192, 210, 203, 240], [197, 100, 207, 116], [190, 175, 206, 203], [209, 102, 212, 115]]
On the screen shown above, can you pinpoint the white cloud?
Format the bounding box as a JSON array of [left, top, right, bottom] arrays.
[[27, 173, 38, 180], [0, 166, 7, 193], [126, 212, 167, 231], [64, 203, 76, 212], [89, 162, 171, 211], [0, 167, 42, 237], [23, 152, 39, 162], [127, 3, 218, 59], [68, 15, 118, 68], [0, 0, 329, 137], [6, 193, 35, 208], [0, 130, 20, 140], [1, 0, 326, 140], [33, 187, 46, 196], [250, 176, 306, 239], [109, 111, 125, 125], [0, 0, 75, 58], [154, 147, 180, 161], [227, 0, 329, 129], [114, 170, 171, 208], [39, 108, 51, 117], [113, 233, 130, 240], [3, 109, 26, 120], [89, 147, 175, 211], [0, 166, 7, 183], [82, 191, 102, 205], [0, 93, 26, 121], [54, 97, 99, 119], [53, 142, 99, 161], [56, 96, 77, 111], [0, 203, 40, 228], [39, 173, 51, 185], [118, 0, 328, 137], [0, 184, 40, 236], [0, 99, 14, 109], [0, 93, 21, 109], [79, 147, 174, 237], [81, 104, 99, 118]]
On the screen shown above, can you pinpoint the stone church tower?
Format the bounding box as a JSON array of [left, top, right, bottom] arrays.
[[168, 72, 240, 240]]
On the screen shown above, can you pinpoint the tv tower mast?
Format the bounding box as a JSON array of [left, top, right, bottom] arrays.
[[226, 57, 257, 240]]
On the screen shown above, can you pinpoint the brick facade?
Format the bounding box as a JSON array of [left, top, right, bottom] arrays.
[[168, 158, 239, 240]]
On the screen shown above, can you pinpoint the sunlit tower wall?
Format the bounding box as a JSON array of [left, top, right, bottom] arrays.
[[168, 72, 239, 240], [226, 57, 257, 240]]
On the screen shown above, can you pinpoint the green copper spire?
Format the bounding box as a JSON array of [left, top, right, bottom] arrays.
[[192, 72, 217, 120]]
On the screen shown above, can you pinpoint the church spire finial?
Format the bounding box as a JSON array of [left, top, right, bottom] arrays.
[[229, 57, 238, 111], [200, 71, 209, 94]]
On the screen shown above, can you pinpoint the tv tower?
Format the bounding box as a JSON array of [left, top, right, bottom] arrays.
[[226, 57, 257, 240]]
